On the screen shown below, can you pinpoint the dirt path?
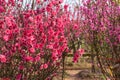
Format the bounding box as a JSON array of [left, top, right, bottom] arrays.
[[54, 69, 103, 80], [65, 70, 81, 80]]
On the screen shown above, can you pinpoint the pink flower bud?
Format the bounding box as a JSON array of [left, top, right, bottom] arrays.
[[29, 47, 35, 53]]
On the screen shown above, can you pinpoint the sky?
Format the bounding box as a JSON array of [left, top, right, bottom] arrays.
[[19, 0, 83, 12]]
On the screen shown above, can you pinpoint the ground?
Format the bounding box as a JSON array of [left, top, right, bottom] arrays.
[[53, 57, 105, 80]]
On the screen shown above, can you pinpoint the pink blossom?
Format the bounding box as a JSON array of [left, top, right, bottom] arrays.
[[3, 35, 9, 41], [5, 17, 12, 27], [36, 0, 40, 3], [43, 63, 48, 69], [16, 74, 22, 80], [64, 5, 68, 10], [0, 6, 5, 13], [52, 55, 58, 62], [73, 53, 79, 63], [29, 47, 35, 53], [0, 54, 6, 63], [29, 35, 35, 41], [28, 17, 34, 22], [73, 57, 78, 63], [73, 24, 78, 30], [34, 55, 40, 62], [78, 49, 85, 56], [40, 64, 44, 70], [19, 65, 24, 70], [25, 56, 33, 62], [5, 29, 11, 34]]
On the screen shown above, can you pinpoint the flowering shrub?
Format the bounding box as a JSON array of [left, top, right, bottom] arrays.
[[0, 0, 80, 79], [80, 0, 120, 79]]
